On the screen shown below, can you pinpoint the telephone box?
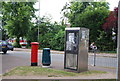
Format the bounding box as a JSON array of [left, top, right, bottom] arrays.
[[64, 27, 89, 72]]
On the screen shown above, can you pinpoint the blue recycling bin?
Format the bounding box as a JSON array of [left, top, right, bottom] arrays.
[[42, 48, 51, 66]]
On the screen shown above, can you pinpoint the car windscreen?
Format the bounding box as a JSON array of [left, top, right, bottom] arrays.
[[0, 40, 1, 46], [2, 41, 7, 45]]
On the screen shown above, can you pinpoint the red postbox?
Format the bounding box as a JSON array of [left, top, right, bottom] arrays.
[[31, 42, 39, 66]]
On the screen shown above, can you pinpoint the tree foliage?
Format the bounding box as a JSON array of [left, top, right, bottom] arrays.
[[2, 2, 37, 47], [101, 7, 118, 50], [27, 16, 66, 51], [96, 30, 114, 51], [102, 7, 118, 32], [2, 2, 65, 50], [37, 18, 65, 50], [62, 1, 111, 51], [62, 2, 109, 42]]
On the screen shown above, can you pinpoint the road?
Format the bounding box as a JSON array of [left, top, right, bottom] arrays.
[[1, 50, 117, 74]]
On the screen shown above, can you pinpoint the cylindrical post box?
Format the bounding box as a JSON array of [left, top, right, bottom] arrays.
[[42, 48, 51, 66], [31, 42, 39, 66]]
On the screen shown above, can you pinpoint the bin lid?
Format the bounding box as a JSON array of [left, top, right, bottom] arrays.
[[43, 48, 50, 50], [31, 42, 39, 45]]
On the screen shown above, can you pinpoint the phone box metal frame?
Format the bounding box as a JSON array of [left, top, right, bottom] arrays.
[[64, 27, 89, 72]]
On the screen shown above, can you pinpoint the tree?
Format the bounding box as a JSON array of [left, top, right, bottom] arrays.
[[102, 10, 118, 30], [62, 1, 110, 50], [96, 30, 114, 51], [36, 16, 65, 50], [101, 7, 118, 50], [50, 29, 65, 50], [2, 2, 37, 47], [27, 15, 66, 50], [25, 23, 38, 47], [1, 29, 9, 40]]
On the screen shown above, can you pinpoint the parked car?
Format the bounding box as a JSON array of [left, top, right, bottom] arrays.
[[1, 41, 8, 54], [0, 40, 14, 54], [0, 40, 2, 52], [7, 43, 14, 51]]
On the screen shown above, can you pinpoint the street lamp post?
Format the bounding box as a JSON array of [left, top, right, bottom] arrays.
[[38, 1, 40, 42]]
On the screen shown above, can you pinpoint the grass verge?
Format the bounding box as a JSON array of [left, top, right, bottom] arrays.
[[86, 79, 116, 81], [97, 51, 116, 54], [3, 66, 106, 77]]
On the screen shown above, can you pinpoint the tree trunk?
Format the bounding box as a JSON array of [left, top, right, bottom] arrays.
[[16, 37, 21, 48]]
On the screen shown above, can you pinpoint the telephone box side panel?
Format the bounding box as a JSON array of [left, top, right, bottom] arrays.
[[64, 29, 67, 69], [78, 28, 89, 72]]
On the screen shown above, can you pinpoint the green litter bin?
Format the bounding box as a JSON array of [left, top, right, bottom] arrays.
[[42, 48, 51, 66]]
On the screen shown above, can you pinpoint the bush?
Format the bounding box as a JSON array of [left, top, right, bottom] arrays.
[[96, 31, 116, 51], [50, 30, 65, 51], [13, 42, 21, 48]]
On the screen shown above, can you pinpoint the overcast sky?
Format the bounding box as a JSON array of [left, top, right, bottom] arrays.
[[34, 0, 120, 23]]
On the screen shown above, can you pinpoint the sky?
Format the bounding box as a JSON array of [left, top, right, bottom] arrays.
[[34, 0, 120, 23]]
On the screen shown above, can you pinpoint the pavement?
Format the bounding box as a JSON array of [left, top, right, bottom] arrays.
[[1, 48, 117, 79]]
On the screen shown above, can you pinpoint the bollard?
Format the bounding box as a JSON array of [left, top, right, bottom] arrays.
[[42, 48, 51, 66], [30, 42, 39, 66]]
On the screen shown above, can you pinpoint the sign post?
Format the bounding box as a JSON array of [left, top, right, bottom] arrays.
[[93, 50, 96, 66], [117, 1, 120, 81]]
